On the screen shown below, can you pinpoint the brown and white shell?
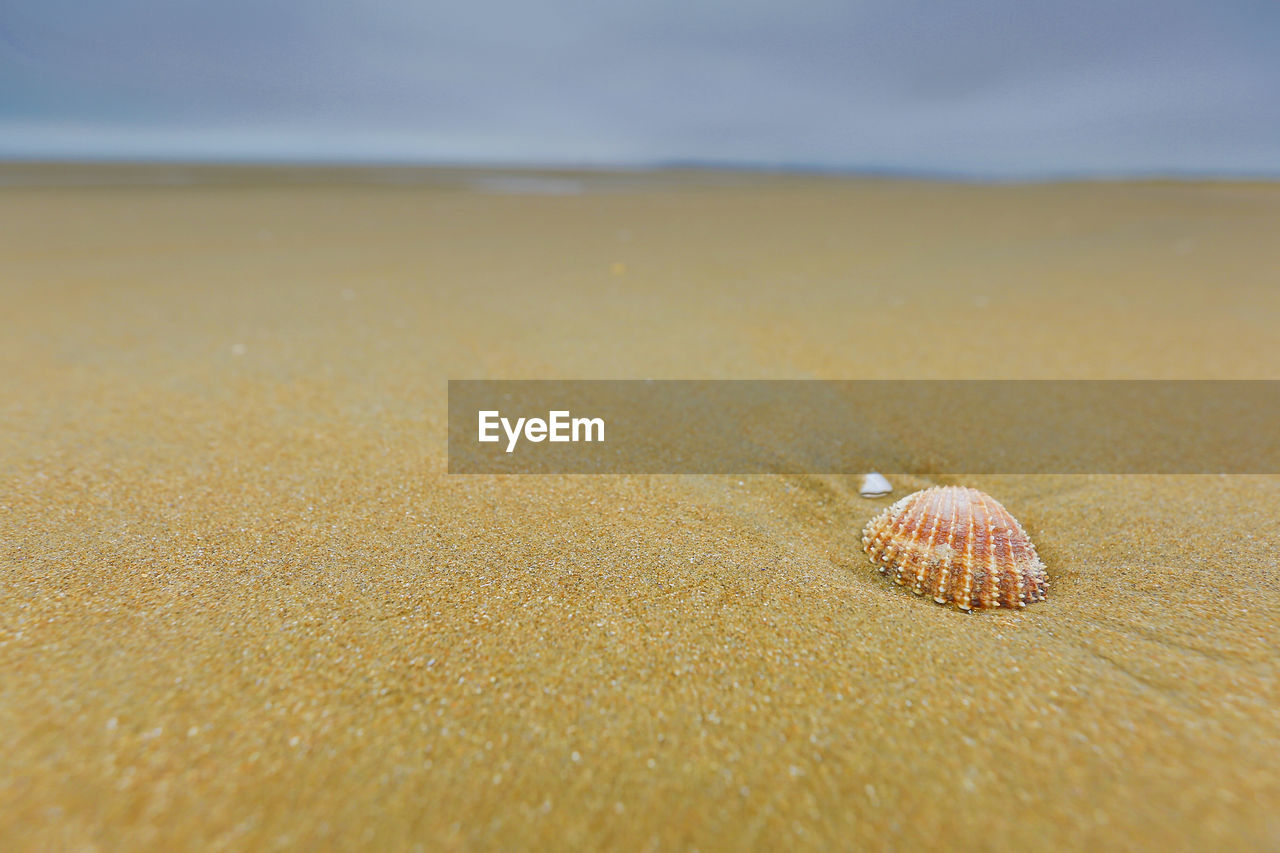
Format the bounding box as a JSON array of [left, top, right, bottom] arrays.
[[861, 486, 1048, 611]]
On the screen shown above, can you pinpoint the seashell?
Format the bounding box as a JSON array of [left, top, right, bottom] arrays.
[[861, 486, 1048, 611], [859, 472, 893, 498]]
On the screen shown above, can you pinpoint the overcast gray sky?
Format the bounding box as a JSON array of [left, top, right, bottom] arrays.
[[1, 0, 1276, 176]]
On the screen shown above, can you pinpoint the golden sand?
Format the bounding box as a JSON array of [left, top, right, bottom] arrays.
[[1, 168, 1278, 850]]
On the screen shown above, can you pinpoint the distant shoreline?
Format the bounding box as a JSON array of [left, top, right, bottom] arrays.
[[1, 159, 1278, 188]]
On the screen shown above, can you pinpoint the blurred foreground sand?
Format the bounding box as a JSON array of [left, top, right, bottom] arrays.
[[1, 168, 1278, 850]]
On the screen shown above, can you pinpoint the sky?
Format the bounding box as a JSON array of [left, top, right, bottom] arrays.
[[0, 0, 1277, 177]]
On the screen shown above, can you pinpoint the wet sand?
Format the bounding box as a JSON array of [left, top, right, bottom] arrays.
[[1, 168, 1278, 850]]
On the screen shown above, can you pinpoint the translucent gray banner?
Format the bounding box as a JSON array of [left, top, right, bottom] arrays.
[[447, 380, 1280, 474]]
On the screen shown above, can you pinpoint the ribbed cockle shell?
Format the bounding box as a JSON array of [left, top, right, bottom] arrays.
[[861, 486, 1048, 611]]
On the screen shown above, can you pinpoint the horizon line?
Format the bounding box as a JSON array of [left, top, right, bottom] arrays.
[[1, 155, 1278, 186]]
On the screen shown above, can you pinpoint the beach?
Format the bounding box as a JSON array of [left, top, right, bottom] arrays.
[[1, 167, 1278, 850]]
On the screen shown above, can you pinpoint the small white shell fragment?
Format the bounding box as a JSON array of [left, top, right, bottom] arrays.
[[859, 472, 893, 498]]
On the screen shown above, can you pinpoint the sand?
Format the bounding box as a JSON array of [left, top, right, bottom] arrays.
[[1, 167, 1278, 850]]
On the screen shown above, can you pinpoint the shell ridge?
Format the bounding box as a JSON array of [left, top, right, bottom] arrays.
[[916, 490, 945, 595], [982, 499, 999, 608], [896, 492, 926, 586], [958, 500, 975, 610], [935, 487, 960, 603], [993, 496, 1019, 607]]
